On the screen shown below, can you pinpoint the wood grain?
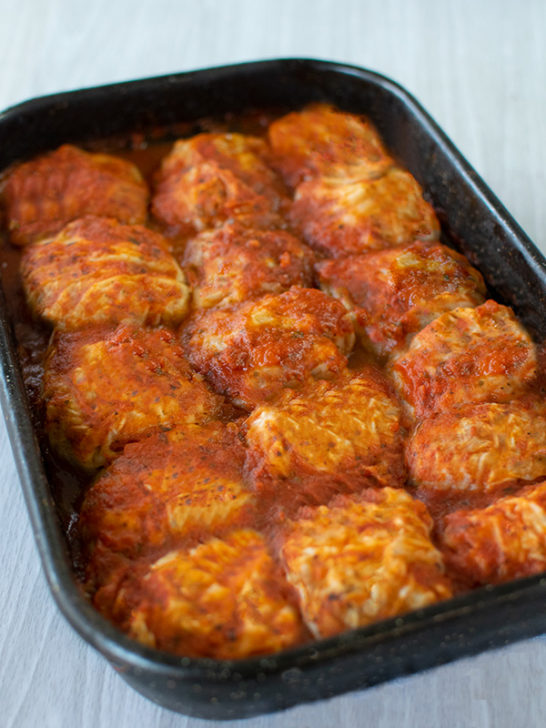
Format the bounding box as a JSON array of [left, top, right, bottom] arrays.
[[1, 1, 545, 725]]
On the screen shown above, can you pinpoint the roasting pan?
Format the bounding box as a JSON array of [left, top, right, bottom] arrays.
[[1, 59, 545, 720]]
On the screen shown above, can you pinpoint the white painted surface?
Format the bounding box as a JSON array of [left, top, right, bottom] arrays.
[[0, 1, 545, 725]]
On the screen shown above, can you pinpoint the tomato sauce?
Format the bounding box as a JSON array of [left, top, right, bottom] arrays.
[[2, 108, 545, 653]]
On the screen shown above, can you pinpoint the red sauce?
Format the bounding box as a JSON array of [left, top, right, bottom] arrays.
[[2, 109, 545, 653]]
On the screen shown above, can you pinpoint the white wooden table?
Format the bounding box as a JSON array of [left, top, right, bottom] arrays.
[[1, 1, 545, 725]]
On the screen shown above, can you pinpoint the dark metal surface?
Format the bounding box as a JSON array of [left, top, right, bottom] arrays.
[[1, 59, 545, 720]]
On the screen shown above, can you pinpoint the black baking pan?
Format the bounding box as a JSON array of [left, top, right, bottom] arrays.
[[1, 59, 545, 720]]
